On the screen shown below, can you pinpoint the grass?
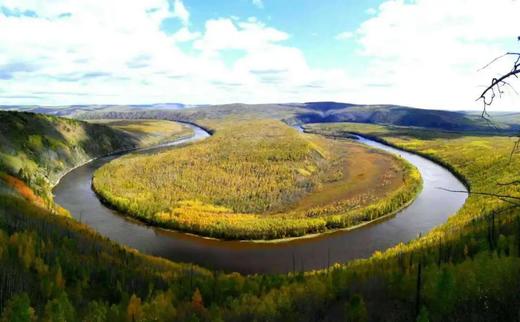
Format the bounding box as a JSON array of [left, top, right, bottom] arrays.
[[92, 119, 421, 240]]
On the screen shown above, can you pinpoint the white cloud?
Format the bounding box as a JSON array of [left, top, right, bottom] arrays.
[[172, 27, 201, 42], [252, 0, 264, 9], [172, 0, 190, 26], [1, 0, 518, 110], [0, 0, 351, 105], [194, 18, 289, 54], [335, 31, 354, 41], [349, 0, 520, 109]]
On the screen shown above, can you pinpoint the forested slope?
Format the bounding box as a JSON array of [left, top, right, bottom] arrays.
[[0, 112, 192, 208], [0, 111, 138, 204], [2, 112, 520, 321]]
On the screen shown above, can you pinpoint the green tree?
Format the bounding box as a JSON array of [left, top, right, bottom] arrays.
[[43, 292, 75, 322], [344, 294, 368, 322], [106, 304, 124, 322], [434, 268, 455, 316], [83, 301, 108, 322], [0, 293, 36, 322], [141, 291, 177, 322], [417, 306, 430, 322], [0, 230, 7, 259]]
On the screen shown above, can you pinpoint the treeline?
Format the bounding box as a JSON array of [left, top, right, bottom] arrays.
[[93, 119, 421, 240]]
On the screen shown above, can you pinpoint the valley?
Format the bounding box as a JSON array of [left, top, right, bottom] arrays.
[[1, 2, 518, 320], [53, 121, 465, 273], [0, 105, 519, 320]]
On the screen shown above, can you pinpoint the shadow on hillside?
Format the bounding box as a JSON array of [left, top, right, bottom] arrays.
[[0, 110, 69, 145], [300, 121, 517, 141]]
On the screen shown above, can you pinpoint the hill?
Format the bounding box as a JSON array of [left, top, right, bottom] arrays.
[[15, 101, 510, 133], [4, 103, 189, 117], [296, 104, 497, 131], [0, 111, 191, 209]]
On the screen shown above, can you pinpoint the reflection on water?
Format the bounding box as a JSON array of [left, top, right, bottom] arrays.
[[54, 124, 468, 274]]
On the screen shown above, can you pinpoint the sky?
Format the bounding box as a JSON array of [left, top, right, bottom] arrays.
[[0, 0, 519, 110]]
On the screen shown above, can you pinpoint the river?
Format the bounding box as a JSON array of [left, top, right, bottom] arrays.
[[53, 123, 468, 274]]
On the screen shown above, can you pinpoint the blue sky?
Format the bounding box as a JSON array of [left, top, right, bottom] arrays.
[[161, 0, 381, 70], [0, 0, 519, 109]]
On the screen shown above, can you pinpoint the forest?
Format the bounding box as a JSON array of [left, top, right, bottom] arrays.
[[1, 113, 520, 321], [92, 119, 421, 240]]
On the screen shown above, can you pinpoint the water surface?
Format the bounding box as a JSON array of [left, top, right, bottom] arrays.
[[54, 124, 468, 274]]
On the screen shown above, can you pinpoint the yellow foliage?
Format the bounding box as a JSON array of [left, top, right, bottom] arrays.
[[127, 294, 143, 322], [305, 122, 520, 270], [191, 288, 205, 312], [93, 120, 421, 240], [9, 232, 35, 270]]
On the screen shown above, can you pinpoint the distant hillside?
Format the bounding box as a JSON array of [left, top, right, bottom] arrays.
[[302, 101, 358, 111], [76, 103, 310, 123], [36, 101, 514, 133], [295, 104, 500, 132], [466, 111, 520, 130], [5, 103, 188, 117]]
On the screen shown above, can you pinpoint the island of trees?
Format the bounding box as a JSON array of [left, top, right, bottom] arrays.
[[92, 119, 421, 240]]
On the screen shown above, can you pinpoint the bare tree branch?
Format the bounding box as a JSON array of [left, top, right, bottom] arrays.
[[478, 52, 520, 72], [478, 68, 520, 107], [437, 187, 520, 201], [477, 38, 520, 160]]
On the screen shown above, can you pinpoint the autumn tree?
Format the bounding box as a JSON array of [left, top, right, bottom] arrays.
[[127, 294, 143, 322], [191, 288, 205, 313], [0, 293, 36, 322], [141, 291, 177, 321]]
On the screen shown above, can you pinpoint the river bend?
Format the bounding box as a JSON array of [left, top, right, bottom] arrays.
[[54, 124, 468, 274]]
